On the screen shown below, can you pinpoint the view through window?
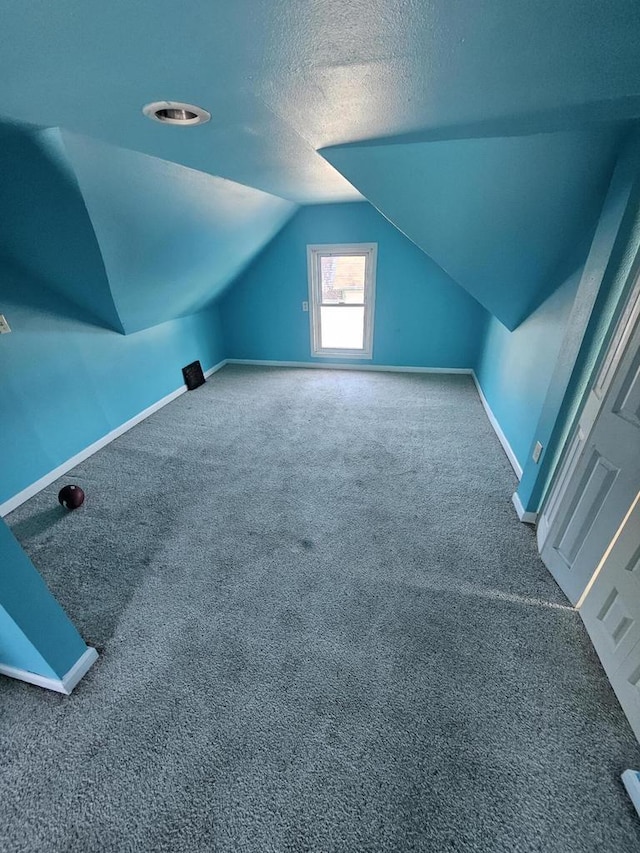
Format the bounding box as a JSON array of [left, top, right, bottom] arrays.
[[307, 244, 377, 357]]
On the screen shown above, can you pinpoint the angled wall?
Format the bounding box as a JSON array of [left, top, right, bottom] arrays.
[[475, 271, 581, 472], [0, 124, 122, 331], [221, 202, 489, 368], [0, 519, 90, 682], [516, 128, 640, 512], [0, 265, 225, 508], [321, 127, 621, 329], [469, 126, 640, 510], [61, 132, 297, 333]]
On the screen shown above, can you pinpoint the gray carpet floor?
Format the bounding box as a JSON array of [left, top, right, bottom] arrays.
[[2, 365, 640, 852]]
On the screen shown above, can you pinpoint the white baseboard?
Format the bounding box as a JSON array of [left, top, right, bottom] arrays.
[[0, 646, 98, 694], [203, 361, 227, 379], [471, 371, 523, 480], [226, 358, 473, 374], [512, 491, 538, 524], [61, 646, 99, 693], [0, 359, 227, 517]]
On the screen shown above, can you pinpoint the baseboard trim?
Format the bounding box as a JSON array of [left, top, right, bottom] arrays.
[[0, 359, 228, 517], [61, 646, 99, 693], [203, 361, 227, 379], [226, 358, 473, 374], [471, 371, 523, 480], [512, 491, 538, 524], [0, 646, 98, 694]]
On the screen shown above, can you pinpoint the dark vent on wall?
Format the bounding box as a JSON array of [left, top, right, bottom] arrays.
[[182, 360, 205, 390]]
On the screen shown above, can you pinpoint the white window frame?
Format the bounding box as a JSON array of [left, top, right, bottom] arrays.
[[307, 243, 377, 359]]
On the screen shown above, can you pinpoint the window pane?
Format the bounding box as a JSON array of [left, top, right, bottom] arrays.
[[320, 255, 366, 304], [320, 306, 364, 350]]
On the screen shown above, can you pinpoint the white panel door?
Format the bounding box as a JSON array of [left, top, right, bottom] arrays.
[[538, 275, 640, 605], [579, 495, 640, 740]]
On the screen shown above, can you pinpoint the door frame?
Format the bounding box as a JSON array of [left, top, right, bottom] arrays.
[[537, 253, 640, 565]]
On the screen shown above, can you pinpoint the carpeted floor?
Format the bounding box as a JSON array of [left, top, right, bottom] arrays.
[[2, 365, 640, 852]]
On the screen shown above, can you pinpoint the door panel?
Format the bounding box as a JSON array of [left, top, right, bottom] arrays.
[[555, 451, 618, 567], [579, 496, 640, 740], [615, 349, 640, 427], [594, 277, 640, 400], [611, 644, 640, 743], [536, 426, 586, 548], [539, 277, 640, 605]]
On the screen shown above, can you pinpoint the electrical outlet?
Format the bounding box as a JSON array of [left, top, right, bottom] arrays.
[[532, 441, 543, 463], [0, 314, 11, 334], [302, 301, 309, 312]]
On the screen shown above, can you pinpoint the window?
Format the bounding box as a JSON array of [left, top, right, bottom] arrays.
[[307, 243, 377, 358]]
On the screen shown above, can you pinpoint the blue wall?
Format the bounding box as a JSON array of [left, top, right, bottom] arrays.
[[0, 519, 89, 678], [0, 604, 58, 678], [475, 272, 581, 471], [472, 128, 640, 506], [0, 266, 225, 506], [220, 203, 489, 367], [513, 129, 640, 510]]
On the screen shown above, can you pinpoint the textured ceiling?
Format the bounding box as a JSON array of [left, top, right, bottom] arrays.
[[1, 1, 640, 203], [1, 1, 639, 330]]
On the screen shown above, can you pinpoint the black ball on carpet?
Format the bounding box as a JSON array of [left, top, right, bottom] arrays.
[[58, 484, 85, 510]]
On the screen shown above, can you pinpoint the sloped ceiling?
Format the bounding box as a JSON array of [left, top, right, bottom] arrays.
[[0, 125, 123, 332], [1, 1, 640, 330], [0, 123, 296, 335], [321, 128, 622, 329], [61, 132, 296, 333]]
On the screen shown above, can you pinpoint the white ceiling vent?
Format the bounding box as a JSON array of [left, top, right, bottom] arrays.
[[142, 101, 211, 126]]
